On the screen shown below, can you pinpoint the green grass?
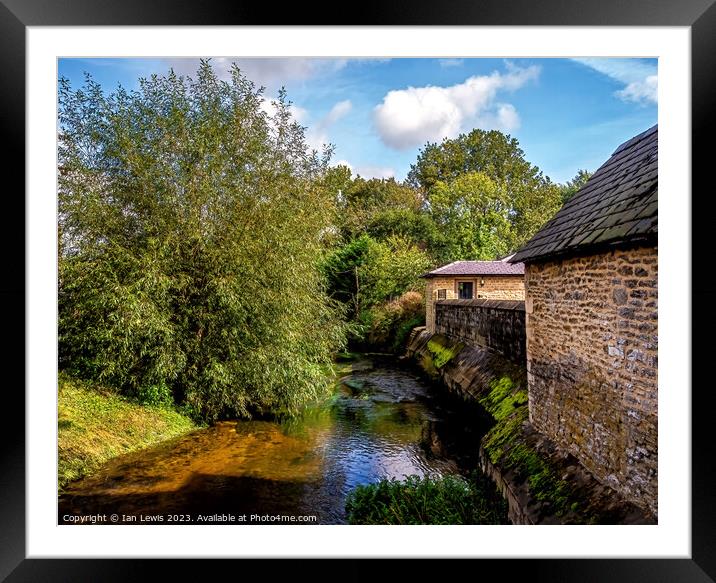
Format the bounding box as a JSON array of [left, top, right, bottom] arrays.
[[345, 473, 508, 525], [58, 373, 199, 491]]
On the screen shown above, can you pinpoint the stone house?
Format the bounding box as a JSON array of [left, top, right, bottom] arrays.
[[420, 259, 525, 333], [510, 124, 658, 516]]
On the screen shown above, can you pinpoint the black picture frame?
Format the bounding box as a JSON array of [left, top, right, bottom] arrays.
[[4, 0, 714, 580]]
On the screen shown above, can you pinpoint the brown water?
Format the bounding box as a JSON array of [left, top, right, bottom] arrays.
[[58, 357, 493, 524]]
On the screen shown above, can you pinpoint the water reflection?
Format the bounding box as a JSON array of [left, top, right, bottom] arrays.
[[59, 357, 493, 524]]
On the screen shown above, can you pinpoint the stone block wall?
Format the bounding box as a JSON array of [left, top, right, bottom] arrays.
[[525, 245, 657, 515], [434, 299, 526, 364], [425, 275, 525, 332]]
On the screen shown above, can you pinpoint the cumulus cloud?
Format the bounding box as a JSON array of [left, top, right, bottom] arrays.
[[373, 64, 539, 150], [355, 165, 396, 179], [571, 58, 658, 105]]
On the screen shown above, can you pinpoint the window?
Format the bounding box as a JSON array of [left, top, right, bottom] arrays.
[[437, 289, 447, 300], [458, 281, 473, 299]]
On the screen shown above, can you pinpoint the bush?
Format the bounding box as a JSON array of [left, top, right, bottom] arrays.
[[364, 291, 425, 351], [345, 472, 508, 524]]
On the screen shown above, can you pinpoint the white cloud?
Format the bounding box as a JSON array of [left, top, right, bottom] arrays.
[[161, 57, 349, 89], [258, 98, 308, 133], [616, 75, 658, 105], [332, 159, 354, 172], [355, 165, 395, 179], [474, 103, 521, 132], [323, 100, 352, 125], [571, 58, 658, 105], [439, 59, 464, 68], [373, 64, 539, 150], [306, 100, 352, 151]]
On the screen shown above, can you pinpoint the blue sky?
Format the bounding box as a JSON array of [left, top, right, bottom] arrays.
[[58, 57, 657, 184]]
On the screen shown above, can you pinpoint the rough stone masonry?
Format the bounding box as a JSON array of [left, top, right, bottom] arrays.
[[525, 245, 657, 515]]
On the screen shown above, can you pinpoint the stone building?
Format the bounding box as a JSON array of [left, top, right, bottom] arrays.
[[421, 260, 524, 333], [510, 124, 658, 516]]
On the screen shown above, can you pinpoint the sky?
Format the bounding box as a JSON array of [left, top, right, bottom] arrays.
[[57, 57, 657, 184]]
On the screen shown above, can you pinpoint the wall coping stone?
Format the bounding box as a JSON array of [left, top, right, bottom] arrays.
[[437, 298, 526, 311]]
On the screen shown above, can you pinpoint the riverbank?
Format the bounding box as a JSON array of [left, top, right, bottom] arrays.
[[60, 355, 491, 524], [58, 374, 199, 491]]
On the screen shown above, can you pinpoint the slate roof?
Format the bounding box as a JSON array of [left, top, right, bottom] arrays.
[[510, 125, 658, 264], [421, 260, 525, 278]]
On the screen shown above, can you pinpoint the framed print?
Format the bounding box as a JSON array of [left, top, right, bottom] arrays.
[[6, 0, 715, 579]]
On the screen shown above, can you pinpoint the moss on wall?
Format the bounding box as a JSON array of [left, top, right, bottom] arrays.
[[426, 335, 464, 369], [478, 376, 594, 521]]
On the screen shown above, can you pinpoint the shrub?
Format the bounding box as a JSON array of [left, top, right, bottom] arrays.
[[364, 291, 425, 351], [345, 472, 508, 525]]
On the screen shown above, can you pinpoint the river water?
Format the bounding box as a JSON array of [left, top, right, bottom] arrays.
[[59, 356, 493, 525]]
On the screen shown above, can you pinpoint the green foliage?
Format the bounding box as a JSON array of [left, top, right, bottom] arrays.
[[339, 176, 424, 239], [58, 61, 346, 422], [358, 235, 432, 307], [366, 208, 447, 256], [323, 234, 430, 347], [361, 291, 425, 351], [345, 473, 508, 524], [407, 128, 546, 194], [478, 376, 583, 519], [407, 129, 563, 256], [559, 169, 593, 204], [429, 171, 514, 260], [321, 234, 372, 317], [479, 376, 527, 421]]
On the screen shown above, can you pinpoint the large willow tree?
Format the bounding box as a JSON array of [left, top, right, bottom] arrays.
[[58, 61, 345, 421]]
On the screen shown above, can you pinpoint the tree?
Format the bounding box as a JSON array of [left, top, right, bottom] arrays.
[[559, 169, 593, 204], [406, 129, 546, 195], [407, 129, 563, 256], [58, 61, 345, 421], [358, 235, 432, 307], [339, 176, 425, 239], [429, 172, 514, 260]]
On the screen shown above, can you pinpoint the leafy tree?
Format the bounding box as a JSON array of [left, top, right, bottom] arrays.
[[429, 172, 514, 260], [366, 208, 447, 256], [321, 234, 372, 317], [407, 129, 562, 256], [358, 235, 432, 307], [339, 176, 424, 239], [58, 61, 346, 421], [559, 169, 593, 204], [406, 129, 545, 195]]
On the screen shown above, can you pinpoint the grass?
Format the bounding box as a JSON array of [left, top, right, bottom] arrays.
[[58, 373, 199, 491], [345, 472, 508, 525]]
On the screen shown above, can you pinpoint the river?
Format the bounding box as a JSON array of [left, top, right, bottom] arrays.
[[58, 356, 494, 524]]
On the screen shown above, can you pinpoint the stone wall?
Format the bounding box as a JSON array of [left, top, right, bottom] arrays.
[[434, 299, 526, 364], [525, 245, 658, 515], [425, 276, 525, 332]]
